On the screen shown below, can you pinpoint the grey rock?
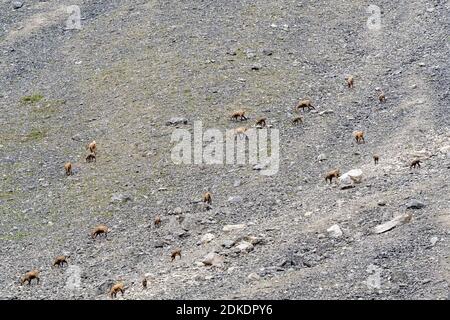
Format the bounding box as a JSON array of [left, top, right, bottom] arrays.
[[327, 224, 343, 238], [406, 199, 426, 209], [110, 193, 132, 203], [228, 196, 243, 203], [12, 2, 24, 9], [166, 117, 188, 126]]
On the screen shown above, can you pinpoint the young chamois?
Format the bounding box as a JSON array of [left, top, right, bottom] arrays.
[[410, 159, 421, 169], [375, 88, 386, 103], [171, 249, 181, 262], [142, 277, 148, 289], [230, 110, 248, 121], [85, 153, 96, 163], [202, 192, 212, 205], [292, 116, 303, 125], [296, 99, 315, 111], [235, 127, 248, 140], [325, 169, 341, 184], [255, 117, 267, 128], [53, 255, 70, 268], [21, 270, 40, 285], [154, 215, 162, 228], [110, 282, 125, 298], [91, 225, 109, 239], [87, 140, 97, 154], [373, 154, 380, 165], [353, 131, 365, 144], [64, 162, 72, 176], [346, 75, 354, 88]]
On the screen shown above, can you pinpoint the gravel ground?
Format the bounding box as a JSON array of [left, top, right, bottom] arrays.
[[0, 0, 449, 300]]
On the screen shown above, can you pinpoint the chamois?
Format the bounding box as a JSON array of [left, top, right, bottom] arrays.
[[373, 154, 379, 165], [87, 140, 97, 154], [235, 127, 248, 139], [353, 131, 365, 144], [255, 117, 266, 128], [53, 255, 69, 268], [410, 159, 421, 169], [171, 248, 181, 261], [346, 75, 354, 88], [91, 225, 109, 239], [203, 192, 212, 205], [325, 169, 341, 184], [142, 277, 148, 289], [64, 162, 72, 176], [85, 153, 96, 163], [154, 215, 162, 228], [110, 282, 125, 298], [21, 270, 40, 285], [292, 116, 303, 125], [230, 110, 248, 121], [296, 99, 315, 111], [376, 88, 386, 103]]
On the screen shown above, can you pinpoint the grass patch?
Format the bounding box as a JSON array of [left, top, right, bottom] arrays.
[[23, 129, 47, 142], [0, 232, 28, 241], [21, 93, 44, 104]]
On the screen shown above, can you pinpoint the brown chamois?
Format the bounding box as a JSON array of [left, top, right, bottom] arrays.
[[154, 215, 162, 228], [110, 282, 125, 298], [142, 277, 148, 289], [325, 169, 341, 184], [292, 116, 303, 125], [376, 88, 386, 103], [202, 192, 212, 205], [296, 99, 315, 111], [64, 162, 72, 176], [21, 270, 40, 285], [410, 159, 421, 169], [255, 117, 266, 128], [53, 255, 70, 268], [230, 110, 248, 121], [85, 153, 96, 163], [171, 248, 181, 262], [353, 131, 365, 144], [346, 75, 354, 88], [91, 225, 109, 239], [87, 140, 97, 154], [373, 154, 380, 165], [235, 127, 248, 139]]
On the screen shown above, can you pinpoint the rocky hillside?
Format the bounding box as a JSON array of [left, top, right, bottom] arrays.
[[0, 0, 449, 300]]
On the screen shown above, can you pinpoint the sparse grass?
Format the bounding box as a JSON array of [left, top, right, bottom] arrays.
[[0, 191, 14, 200], [21, 93, 44, 104], [0, 232, 28, 241], [23, 129, 47, 142]]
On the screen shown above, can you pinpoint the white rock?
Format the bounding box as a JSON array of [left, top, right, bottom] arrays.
[[327, 224, 343, 238], [339, 169, 363, 188], [248, 273, 260, 281], [236, 241, 254, 253], [201, 233, 215, 244], [223, 224, 246, 232], [202, 252, 224, 267]]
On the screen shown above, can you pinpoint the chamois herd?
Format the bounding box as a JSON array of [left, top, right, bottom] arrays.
[[19, 76, 424, 299]]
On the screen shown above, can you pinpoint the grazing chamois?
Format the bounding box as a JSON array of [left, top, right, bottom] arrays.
[[154, 215, 162, 228], [230, 110, 248, 121], [53, 255, 69, 268], [296, 99, 315, 111], [87, 140, 97, 154], [325, 169, 341, 184], [410, 159, 421, 169], [91, 225, 109, 239], [353, 131, 365, 144], [85, 153, 96, 163], [373, 154, 379, 165], [376, 88, 386, 103], [346, 75, 354, 88], [255, 118, 266, 128], [21, 270, 40, 285], [110, 282, 125, 298], [171, 249, 181, 261], [64, 162, 72, 176], [292, 116, 303, 125], [203, 192, 212, 205]]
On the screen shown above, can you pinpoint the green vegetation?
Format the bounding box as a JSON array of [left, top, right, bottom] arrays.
[[21, 93, 44, 104], [24, 129, 47, 141]]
